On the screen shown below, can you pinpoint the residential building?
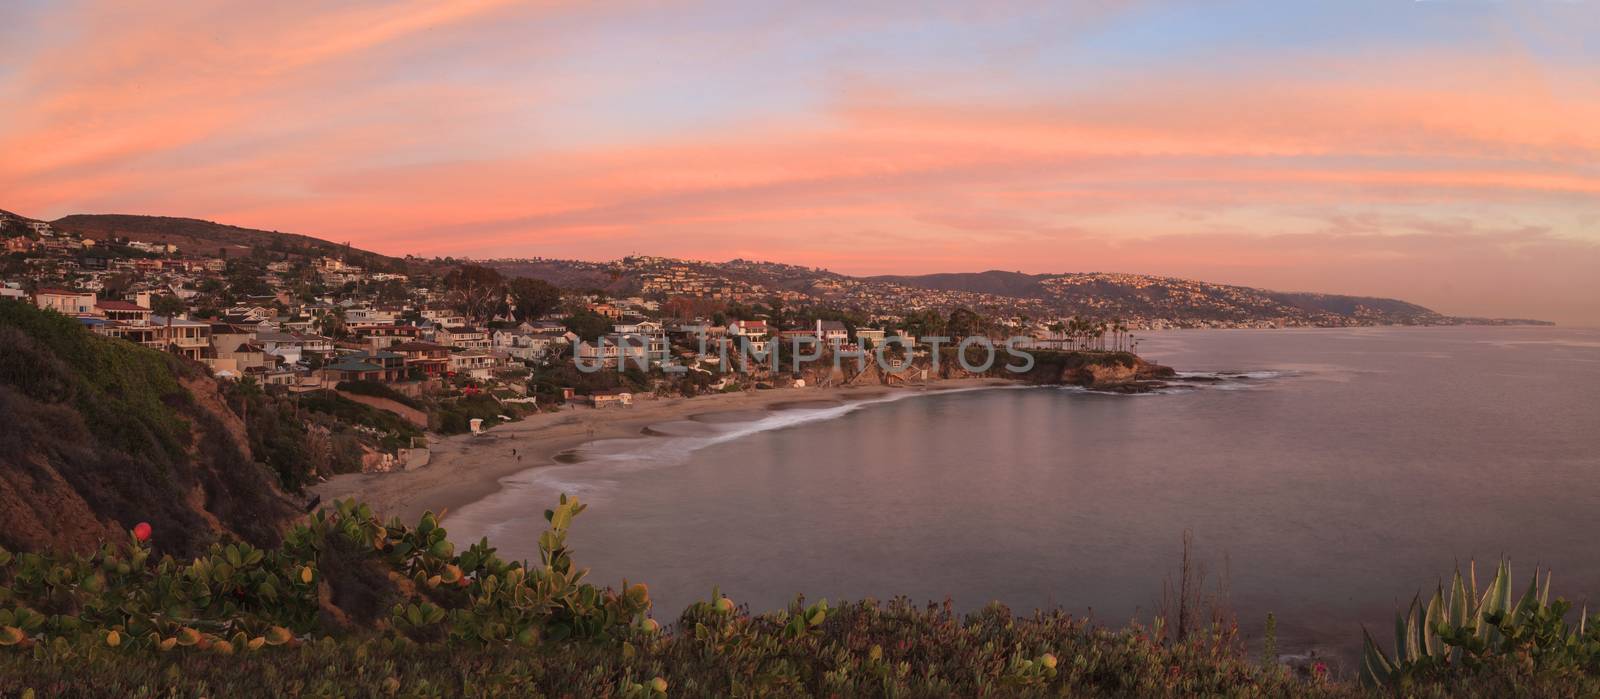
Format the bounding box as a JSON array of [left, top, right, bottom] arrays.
[[318, 360, 386, 385], [34, 288, 97, 315], [390, 341, 451, 378], [435, 325, 489, 350], [151, 316, 212, 361], [816, 319, 849, 344], [343, 350, 407, 382], [449, 349, 498, 379], [588, 388, 633, 408], [95, 299, 153, 324]]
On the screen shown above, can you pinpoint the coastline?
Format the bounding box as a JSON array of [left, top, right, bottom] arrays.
[[311, 377, 1011, 524]]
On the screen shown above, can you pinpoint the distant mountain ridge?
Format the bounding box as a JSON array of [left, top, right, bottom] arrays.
[[4, 208, 1549, 326], [48, 213, 405, 270], [866, 270, 1450, 324]]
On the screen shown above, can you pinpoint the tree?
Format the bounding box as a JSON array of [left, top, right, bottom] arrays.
[[767, 297, 787, 331], [443, 265, 506, 326], [946, 308, 986, 339], [903, 309, 946, 339], [507, 277, 562, 323], [150, 294, 187, 353], [317, 307, 347, 339], [562, 311, 611, 342]]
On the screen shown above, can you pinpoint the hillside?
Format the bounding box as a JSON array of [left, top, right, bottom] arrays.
[[7, 207, 1548, 326], [48, 214, 406, 271], [869, 270, 1055, 297], [499, 258, 1549, 327], [0, 300, 298, 557]]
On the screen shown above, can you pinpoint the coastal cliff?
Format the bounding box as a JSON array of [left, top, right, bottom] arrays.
[[0, 300, 297, 556]]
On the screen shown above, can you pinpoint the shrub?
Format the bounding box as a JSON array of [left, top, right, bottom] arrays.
[[1362, 560, 1600, 692], [4, 497, 1600, 695]]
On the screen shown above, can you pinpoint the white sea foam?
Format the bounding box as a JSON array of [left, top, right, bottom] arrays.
[[457, 385, 1025, 515]]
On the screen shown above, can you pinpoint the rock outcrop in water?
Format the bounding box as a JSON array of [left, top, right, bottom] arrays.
[[1014, 350, 1177, 393]]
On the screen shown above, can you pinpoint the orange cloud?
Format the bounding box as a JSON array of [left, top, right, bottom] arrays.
[[1, 4, 1596, 323]]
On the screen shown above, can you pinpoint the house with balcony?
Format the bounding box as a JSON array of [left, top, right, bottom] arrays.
[[360, 323, 423, 350], [420, 309, 466, 327], [449, 349, 498, 379], [390, 341, 451, 378], [574, 333, 662, 369], [95, 299, 153, 324], [492, 328, 569, 362], [816, 319, 849, 344], [151, 316, 213, 360], [34, 288, 97, 315], [435, 325, 489, 350], [855, 328, 887, 346], [727, 319, 771, 360]]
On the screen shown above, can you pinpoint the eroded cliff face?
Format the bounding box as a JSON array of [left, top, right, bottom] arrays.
[[0, 302, 296, 557]]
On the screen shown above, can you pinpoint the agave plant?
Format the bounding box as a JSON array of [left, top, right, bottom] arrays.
[[1362, 559, 1596, 687]]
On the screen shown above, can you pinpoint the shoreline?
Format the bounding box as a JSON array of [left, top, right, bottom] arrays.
[[311, 377, 1010, 524]]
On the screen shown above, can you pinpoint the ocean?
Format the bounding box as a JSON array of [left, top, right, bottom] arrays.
[[449, 325, 1600, 669]]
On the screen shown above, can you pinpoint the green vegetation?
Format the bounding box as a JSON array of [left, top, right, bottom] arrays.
[[433, 393, 529, 435], [298, 391, 424, 452], [3, 493, 1598, 696], [0, 300, 294, 557], [335, 379, 425, 410], [223, 380, 318, 491], [1027, 348, 1141, 372], [0, 299, 194, 462], [1361, 560, 1600, 692]]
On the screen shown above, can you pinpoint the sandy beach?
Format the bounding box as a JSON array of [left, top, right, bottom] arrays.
[[312, 378, 1009, 524]]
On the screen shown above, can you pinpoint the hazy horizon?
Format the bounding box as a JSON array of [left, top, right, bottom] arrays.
[[3, 1, 1597, 324]]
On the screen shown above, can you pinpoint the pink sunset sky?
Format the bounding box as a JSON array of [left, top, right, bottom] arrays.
[[2, 1, 1597, 324]]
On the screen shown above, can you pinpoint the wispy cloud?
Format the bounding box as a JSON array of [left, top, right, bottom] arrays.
[[1, 0, 1595, 323]]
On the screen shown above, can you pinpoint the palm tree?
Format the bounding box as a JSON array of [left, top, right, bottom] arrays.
[[150, 294, 187, 354]]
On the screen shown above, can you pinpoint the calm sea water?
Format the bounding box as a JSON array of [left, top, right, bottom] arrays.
[[450, 326, 1600, 667]]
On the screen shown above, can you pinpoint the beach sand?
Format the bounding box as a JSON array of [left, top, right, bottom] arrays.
[[312, 378, 1008, 524]]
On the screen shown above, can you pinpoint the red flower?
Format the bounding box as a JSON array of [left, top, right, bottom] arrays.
[[133, 522, 152, 542]]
